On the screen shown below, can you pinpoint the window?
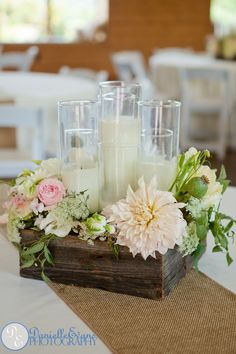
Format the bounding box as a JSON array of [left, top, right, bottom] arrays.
[[211, 0, 236, 35], [0, 0, 109, 43]]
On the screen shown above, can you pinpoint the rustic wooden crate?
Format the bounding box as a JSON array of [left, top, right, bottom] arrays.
[[20, 229, 192, 300]]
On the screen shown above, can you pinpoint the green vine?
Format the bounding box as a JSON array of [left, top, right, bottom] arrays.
[[20, 233, 56, 283]]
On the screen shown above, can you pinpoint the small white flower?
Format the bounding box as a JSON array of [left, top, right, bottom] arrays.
[[194, 165, 222, 209], [38, 212, 71, 237], [184, 147, 198, 161], [30, 199, 44, 215]]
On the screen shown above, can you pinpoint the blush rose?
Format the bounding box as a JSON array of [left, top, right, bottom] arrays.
[[37, 178, 66, 206]]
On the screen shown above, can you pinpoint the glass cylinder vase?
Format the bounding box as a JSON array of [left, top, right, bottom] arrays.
[[58, 100, 99, 213], [138, 99, 181, 157], [99, 91, 141, 208], [138, 128, 176, 191], [99, 81, 142, 101]]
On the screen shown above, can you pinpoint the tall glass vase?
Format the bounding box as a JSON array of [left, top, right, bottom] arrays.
[[99, 90, 141, 208], [58, 100, 99, 213], [138, 100, 181, 157], [137, 100, 181, 190], [99, 81, 142, 101]]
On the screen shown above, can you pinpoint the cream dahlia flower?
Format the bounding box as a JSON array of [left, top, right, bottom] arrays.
[[103, 177, 187, 259]]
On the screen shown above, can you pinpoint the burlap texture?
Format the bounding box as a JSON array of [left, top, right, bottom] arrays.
[[50, 271, 236, 354]]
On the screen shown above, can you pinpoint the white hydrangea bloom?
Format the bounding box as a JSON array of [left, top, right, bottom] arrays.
[[7, 211, 24, 244], [179, 222, 199, 256]]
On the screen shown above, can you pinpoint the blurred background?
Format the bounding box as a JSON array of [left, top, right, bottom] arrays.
[[0, 0, 236, 183]]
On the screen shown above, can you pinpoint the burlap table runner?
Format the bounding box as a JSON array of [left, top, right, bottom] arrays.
[[49, 271, 236, 354]]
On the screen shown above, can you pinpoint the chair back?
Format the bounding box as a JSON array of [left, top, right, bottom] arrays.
[[179, 67, 231, 104], [179, 67, 232, 159], [59, 66, 109, 83], [111, 51, 147, 81], [0, 105, 45, 177], [0, 46, 39, 72]]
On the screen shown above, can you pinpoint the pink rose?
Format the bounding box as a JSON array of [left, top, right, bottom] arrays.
[[37, 178, 66, 206]]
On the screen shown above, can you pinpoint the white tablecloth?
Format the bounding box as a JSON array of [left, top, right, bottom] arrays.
[[0, 187, 236, 353], [0, 72, 98, 156], [149, 52, 236, 148]]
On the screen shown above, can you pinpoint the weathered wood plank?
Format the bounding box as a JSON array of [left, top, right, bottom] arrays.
[[20, 230, 192, 300]]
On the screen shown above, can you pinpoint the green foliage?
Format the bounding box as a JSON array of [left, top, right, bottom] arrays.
[[107, 236, 120, 260], [173, 150, 234, 268], [209, 210, 235, 265], [193, 242, 206, 270], [20, 233, 56, 281], [169, 149, 210, 198], [32, 160, 42, 166], [218, 165, 230, 193]]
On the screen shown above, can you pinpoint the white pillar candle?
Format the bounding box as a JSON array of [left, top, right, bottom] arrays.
[[100, 116, 140, 145], [138, 157, 177, 191], [99, 117, 140, 207], [62, 148, 99, 213]]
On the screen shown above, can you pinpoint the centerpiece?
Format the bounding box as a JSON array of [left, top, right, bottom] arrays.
[[1, 81, 235, 299]]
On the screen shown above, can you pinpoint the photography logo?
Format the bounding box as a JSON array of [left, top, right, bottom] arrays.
[[1, 323, 29, 351]]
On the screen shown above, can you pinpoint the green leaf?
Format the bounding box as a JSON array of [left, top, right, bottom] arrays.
[[220, 180, 230, 194], [21, 242, 45, 256], [226, 253, 233, 266], [225, 220, 234, 233], [0, 178, 16, 186], [32, 160, 42, 166], [20, 169, 32, 177], [219, 165, 227, 180], [196, 224, 208, 241], [44, 246, 54, 265], [212, 245, 222, 253], [41, 271, 50, 283], [219, 235, 228, 251], [178, 154, 185, 168], [21, 258, 35, 269], [218, 165, 230, 193], [193, 243, 206, 270]]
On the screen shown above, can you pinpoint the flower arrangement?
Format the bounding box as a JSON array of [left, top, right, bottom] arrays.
[[1, 148, 235, 281]]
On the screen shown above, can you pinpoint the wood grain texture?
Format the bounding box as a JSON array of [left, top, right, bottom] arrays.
[[3, 0, 212, 76], [20, 229, 192, 299]]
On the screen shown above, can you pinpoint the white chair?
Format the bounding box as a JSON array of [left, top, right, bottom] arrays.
[[179, 68, 231, 159], [0, 106, 45, 178], [0, 46, 39, 72], [111, 51, 155, 99], [59, 66, 109, 83], [153, 47, 193, 56]]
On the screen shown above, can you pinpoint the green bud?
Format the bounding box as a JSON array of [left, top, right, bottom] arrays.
[[185, 176, 208, 199], [105, 224, 116, 234]]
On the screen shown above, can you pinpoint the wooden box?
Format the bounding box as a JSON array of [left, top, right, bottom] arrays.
[[20, 230, 192, 300]]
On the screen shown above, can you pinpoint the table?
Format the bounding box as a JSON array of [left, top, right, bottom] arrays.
[[149, 52, 236, 148], [0, 72, 98, 156], [0, 186, 236, 353]]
